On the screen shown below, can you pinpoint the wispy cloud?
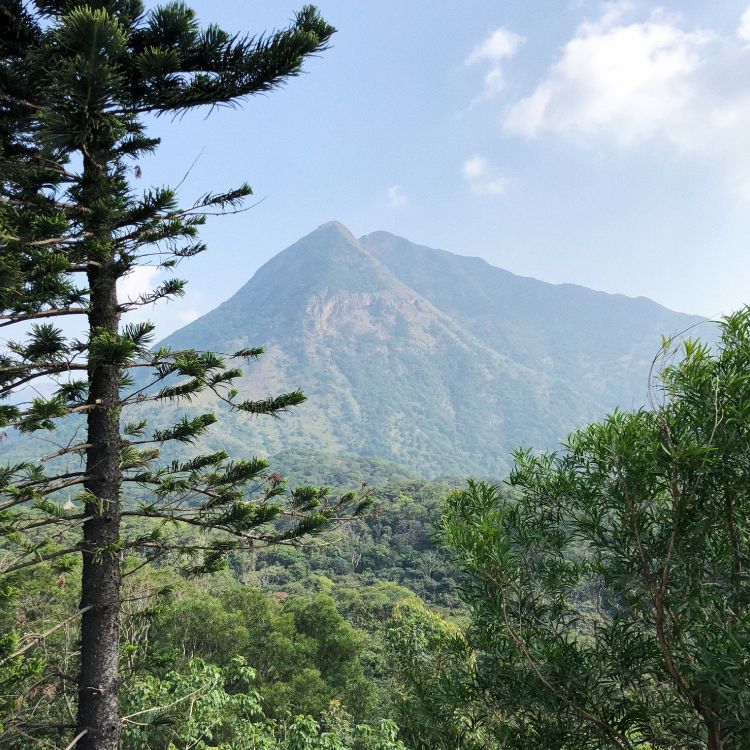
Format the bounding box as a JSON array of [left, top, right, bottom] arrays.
[[739, 3, 750, 44], [118, 265, 160, 305], [385, 184, 408, 208], [462, 155, 508, 196], [504, 3, 750, 199], [465, 27, 525, 107], [467, 27, 525, 65]]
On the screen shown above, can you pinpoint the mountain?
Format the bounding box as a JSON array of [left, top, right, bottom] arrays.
[[159, 221, 705, 478]]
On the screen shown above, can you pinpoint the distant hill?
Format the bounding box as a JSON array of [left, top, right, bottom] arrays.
[[156, 221, 705, 478]]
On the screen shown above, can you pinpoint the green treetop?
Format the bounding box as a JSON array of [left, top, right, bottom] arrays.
[[441, 311, 750, 750]]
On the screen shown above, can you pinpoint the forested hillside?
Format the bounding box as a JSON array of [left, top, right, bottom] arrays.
[[0, 469, 460, 747], [1, 222, 706, 480], [159, 221, 706, 476]]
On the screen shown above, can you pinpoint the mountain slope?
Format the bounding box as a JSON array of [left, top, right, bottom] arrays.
[[160, 222, 705, 477]]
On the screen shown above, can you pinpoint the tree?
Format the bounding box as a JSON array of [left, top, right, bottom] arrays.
[[121, 655, 409, 750], [441, 311, 750, 750], [384, 599, 487, 750], [0, 3, 370, 748]]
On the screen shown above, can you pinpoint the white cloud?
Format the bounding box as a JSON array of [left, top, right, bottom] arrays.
[[462, 155, 508, 196], [505, 12, 713, 143], [118, 265, 159, 304], [462, 155, 489, 181], [465, 27, 525, 105], [504, 4, 750, 198], [739, 4, 750, 44], [467, 27, 525, 64], [385, 184, 408, 208]]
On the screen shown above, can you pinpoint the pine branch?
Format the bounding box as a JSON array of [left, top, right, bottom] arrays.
[[0, 546, 81, 576], [0, 307, 89, 328], [0, 606, 93, 666], [40, 443, 92, 462]]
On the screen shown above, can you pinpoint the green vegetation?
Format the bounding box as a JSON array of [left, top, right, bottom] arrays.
[[1, 1, 747, 748], [0, 560, 412, 748], [435, 310, 750, 749], [0, 2, 364, 747], [3, 312, 750, 747], [241, 478, 463, 610], [160, 222, 704, 478]]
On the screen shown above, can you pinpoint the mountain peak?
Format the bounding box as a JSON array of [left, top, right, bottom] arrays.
[[313, 220, 358, 241], [161, 224, 704, 477]]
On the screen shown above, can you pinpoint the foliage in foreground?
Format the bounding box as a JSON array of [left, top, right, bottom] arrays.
[[384, 600, 485, 750], [0, 475, 461, 748], [439, 310, 750, 750], [0, 558, 418, 748], [121, 657, 407, 750]]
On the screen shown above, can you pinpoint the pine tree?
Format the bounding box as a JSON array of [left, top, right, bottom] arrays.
[[0, 3, 365, 748]]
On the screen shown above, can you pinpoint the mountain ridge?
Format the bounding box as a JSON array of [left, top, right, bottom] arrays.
[[158, 222, 706, 477]]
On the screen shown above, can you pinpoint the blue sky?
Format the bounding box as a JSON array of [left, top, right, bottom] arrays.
[[129, 0, 750, 335]]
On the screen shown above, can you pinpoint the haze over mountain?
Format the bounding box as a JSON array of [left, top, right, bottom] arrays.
[[160, 222, 705, 477]]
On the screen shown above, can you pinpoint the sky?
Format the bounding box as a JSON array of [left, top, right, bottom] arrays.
[[129, 0, 750, 336]]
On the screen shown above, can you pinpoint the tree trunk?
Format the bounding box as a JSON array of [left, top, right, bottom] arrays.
[[706, 719, 723, 750], [76, 230, 123, 749]]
